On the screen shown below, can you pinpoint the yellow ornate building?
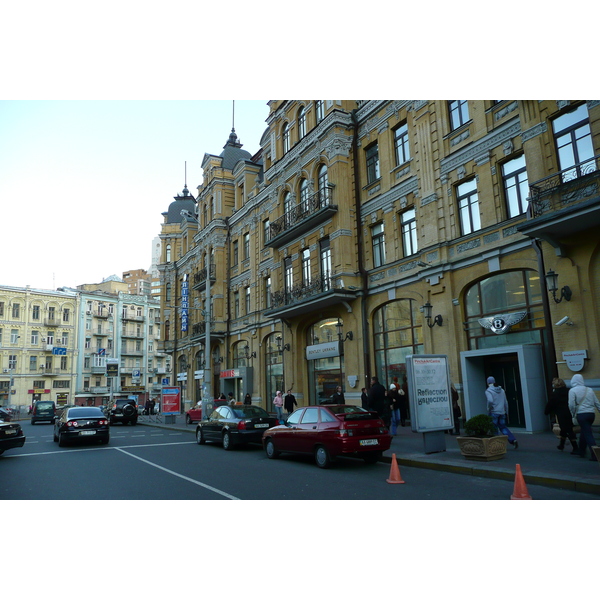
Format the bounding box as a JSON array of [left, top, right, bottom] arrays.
[[158, 100, 600, 431]]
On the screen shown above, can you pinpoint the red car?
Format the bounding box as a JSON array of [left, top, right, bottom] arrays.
[[186, 405, 203, 424], [262, 404, 392, 468]]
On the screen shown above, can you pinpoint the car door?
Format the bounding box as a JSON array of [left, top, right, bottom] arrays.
[[204, 406, 227, 441], [274, 408, 304, 451], [295, 407, 321, 453]]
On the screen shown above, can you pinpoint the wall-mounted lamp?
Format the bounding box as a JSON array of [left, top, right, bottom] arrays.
[[421, 301, 443, 328], [335, 321, 353, 342], [545, 269, 572, 303], [276, 335, 290, 353], [243, 344, 257, 359]]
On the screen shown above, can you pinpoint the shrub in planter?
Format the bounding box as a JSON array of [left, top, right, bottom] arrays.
[[464, 414, 496, 437], [457, 414, 508, 461]]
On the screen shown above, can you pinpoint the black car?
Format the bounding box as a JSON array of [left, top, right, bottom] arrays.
[[108, 398, 138, 425], [31, 400, 56, 425], [195, 404, 280, 450], [53, 406, 110, 447], [0, 419, 26, 455]]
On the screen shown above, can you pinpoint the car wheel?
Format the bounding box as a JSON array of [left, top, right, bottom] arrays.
[[314, 445, 332, 469], [222, 430, 234, 451], [186, 414, 192, 425], [58, 433, 67, 447], [30, 420, 35, 426], [101, 436, 109, 445], [196, 428, 206, 445], [362, 451, 382, 464], [265, 438, 279, 459]]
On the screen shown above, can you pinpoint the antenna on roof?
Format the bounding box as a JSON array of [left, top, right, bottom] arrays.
[[184, 161, 187, 188], [232, 100, 235, 131]]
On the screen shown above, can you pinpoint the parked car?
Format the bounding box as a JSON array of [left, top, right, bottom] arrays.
[[53, 406, 110, 447], [262, 404, 392, 468], [196, 404, 279, 450], [0, 416, 25, 455], [107, 398, 138, 425], [186, 404, 203, 424], [0, 407, 12, 422], [30, 400, 56, 425]]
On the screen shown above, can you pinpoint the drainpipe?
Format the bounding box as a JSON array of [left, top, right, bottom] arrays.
[[533, 238, 558, 380], [351, 108, 371, 387]]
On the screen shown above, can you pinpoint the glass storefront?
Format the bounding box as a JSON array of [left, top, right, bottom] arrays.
[[265, 333, 284, 410]]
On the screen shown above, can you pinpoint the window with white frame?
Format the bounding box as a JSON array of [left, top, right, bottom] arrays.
[[372, 223, 386, 267], [315, 101, 324, 123], [284, 257, 293, 293], [318, 164, 329, 206], [320, 238, 331, 290], [302, 248, 311, 285], [282, 122, 290, 154], [502, 155, 529, 218], [298, 106, 306, 139], [457, 179, 481, 235], [11, 329, 19, 344], [401, 208, 418, 256], [243, 232, 250, 260], [394, 123, 410, 166], [245, 286, 251, 314], [12, 303, 20, 318], [449, 100, 470, 130], [365, 142, 380, 184]]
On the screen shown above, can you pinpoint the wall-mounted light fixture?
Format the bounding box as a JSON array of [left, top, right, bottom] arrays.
[[335, 321, 353, 342], [276, 335, 290, 353], [545, 269, 572, 303], [243, 344, 257, 359], [421, 301, 443, 328]]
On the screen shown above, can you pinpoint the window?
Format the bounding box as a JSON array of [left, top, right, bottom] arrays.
[[401, 208, 418, 256], [166, 244, 171, 262], [12, 303, 20, 319], [203, 203, 208, 227], [0, 302, 3, 317], [9, 355, 17, 369], [284, 257, 293, 293], [245, 286, 251, 314], [31, 330, 39, 345], [282, 122, 290, 154], [60, 356, 67, 370], [502, 155, 529, 218], [283, 191, 293, 227], [32, 305, 40, 319], [243, 232, 250, 260], [265, 276, 272, 309], [61, 332, 68, 346], [47, 331, 54, 344], [552, 104, 596, 180], [394, 123, 410, 166], [315, 100, 324, 123], [234, 291, 240, 318], [48, 307, 55, 321], [299, 178, 309, 212], [298, 106, 306, 139], [449, 100, 469, 130], [372, 223, 386, 267], [11, 329, 19, 344], [263, 219, 270, 244], [232, 240, 239, 266], [317, 164, 330, 206], [457, 179, 481, 235], [302, 248, 311, 285], [29, 355, 37, 372], [320, 238, 331, 290], [166, 283, 171, 303], [63, 308, 70, 322], [366, 143, 380, 184]]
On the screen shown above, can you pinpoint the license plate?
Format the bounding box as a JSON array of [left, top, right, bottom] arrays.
[[5, 428, 16, 435], [360, 439, 378, 446], [254, 423, 269, 428], [80, 430, 96, 436]]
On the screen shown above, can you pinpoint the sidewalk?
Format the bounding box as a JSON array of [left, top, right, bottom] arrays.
[[138, 414, 600, 496]]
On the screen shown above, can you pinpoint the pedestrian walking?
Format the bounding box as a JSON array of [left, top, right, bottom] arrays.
[[284, 389, 297, 415], [228, 392, 235, 405], [244, 393, 252, 405], [360, 387, 369, 410], [545, 377, 578, 452], [144, 399, 151, 415], [150, 398, 156, 415], [451, 385, 461, 435], [368, 376, 386, 417], [331, 386, 345, 404], [273, 390, 284, 423], [485, 376, 518, 449], [389, 377, 402, 435], [568, 373, 600, 461]]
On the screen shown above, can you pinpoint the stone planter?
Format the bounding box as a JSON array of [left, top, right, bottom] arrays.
[[456, 435, 508, 461]]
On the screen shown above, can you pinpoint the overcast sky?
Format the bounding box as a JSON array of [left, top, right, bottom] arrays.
[[0, 100, 269, 290]]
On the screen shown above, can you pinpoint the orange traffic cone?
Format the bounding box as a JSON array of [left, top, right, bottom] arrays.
[[510, 464, 532, 500], [386, 453, 405, 484]]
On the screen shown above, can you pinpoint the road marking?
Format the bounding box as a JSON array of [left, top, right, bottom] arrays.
[[115, 448, 240, 500]]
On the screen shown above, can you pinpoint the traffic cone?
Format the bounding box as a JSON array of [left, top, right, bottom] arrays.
[[386, 453, 405, 484], [510, 464, 532, 500]]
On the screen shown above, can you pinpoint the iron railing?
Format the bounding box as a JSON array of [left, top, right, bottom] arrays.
[[269, 274, 339, 309]]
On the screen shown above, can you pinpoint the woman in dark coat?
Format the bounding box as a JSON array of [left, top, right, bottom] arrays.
[[545, 377, 578, 452]]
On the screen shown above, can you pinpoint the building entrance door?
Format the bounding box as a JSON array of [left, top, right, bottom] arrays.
[[483, 355, 525, 428]]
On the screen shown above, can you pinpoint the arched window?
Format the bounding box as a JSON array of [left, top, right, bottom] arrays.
[[233, 341, 249, 368], [317, 164, 329, 207], [297, 106, 306, 139], [164, 319, 170, 341], [373, 300, 423, 384], [282, 122, 290, 154], [299, 178, 309, 212]]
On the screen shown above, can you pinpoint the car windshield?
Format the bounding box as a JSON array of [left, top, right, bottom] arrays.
[[36, 402, 54, 410], [327, 405, 368, 415], [67, 408, 105, 418], [232, 406, 269, 419]]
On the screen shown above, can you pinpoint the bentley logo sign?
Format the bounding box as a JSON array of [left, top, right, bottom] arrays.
[[478, 311, 528, 335]]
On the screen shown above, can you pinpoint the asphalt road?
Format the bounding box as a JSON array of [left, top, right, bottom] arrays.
[[2, 422, 597, 500]]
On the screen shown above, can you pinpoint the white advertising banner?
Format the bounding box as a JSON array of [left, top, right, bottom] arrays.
[[407, 355, 453, 433]]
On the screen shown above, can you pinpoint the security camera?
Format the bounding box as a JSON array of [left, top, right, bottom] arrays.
[[555, 316, 573, 326]]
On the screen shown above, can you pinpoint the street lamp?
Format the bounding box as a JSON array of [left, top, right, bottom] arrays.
[[275, 335, 290, 354], [421, 301, 443, 328], [244, 344, 257, 359], [545, 269, 572, 304], [335, 320, 353, 342]]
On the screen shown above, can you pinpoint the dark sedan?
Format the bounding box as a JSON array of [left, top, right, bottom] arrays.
[[0, 419, 26, 455], [53, 406, 110, 447], [262, 404, 392, 468], [196, 404, 280, 450]]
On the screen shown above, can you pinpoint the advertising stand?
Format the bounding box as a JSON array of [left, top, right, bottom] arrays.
[[406, 354, 453, 454], [161, 387, 181, 424]]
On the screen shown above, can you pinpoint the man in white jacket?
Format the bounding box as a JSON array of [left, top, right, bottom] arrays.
[[568, 374, 600, 461], [485, 376, 518, 449]]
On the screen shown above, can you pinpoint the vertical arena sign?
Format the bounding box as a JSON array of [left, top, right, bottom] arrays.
[[406, 355, 453, 433], [181, 274, 189, 332]]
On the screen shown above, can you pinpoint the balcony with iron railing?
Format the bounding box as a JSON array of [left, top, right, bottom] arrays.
[[264, 273, 359, 320], [266, 186, 337, 248], [519, 155, 600, 255], [192, 264, 217, 290], [190, 320, 227, 343]]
